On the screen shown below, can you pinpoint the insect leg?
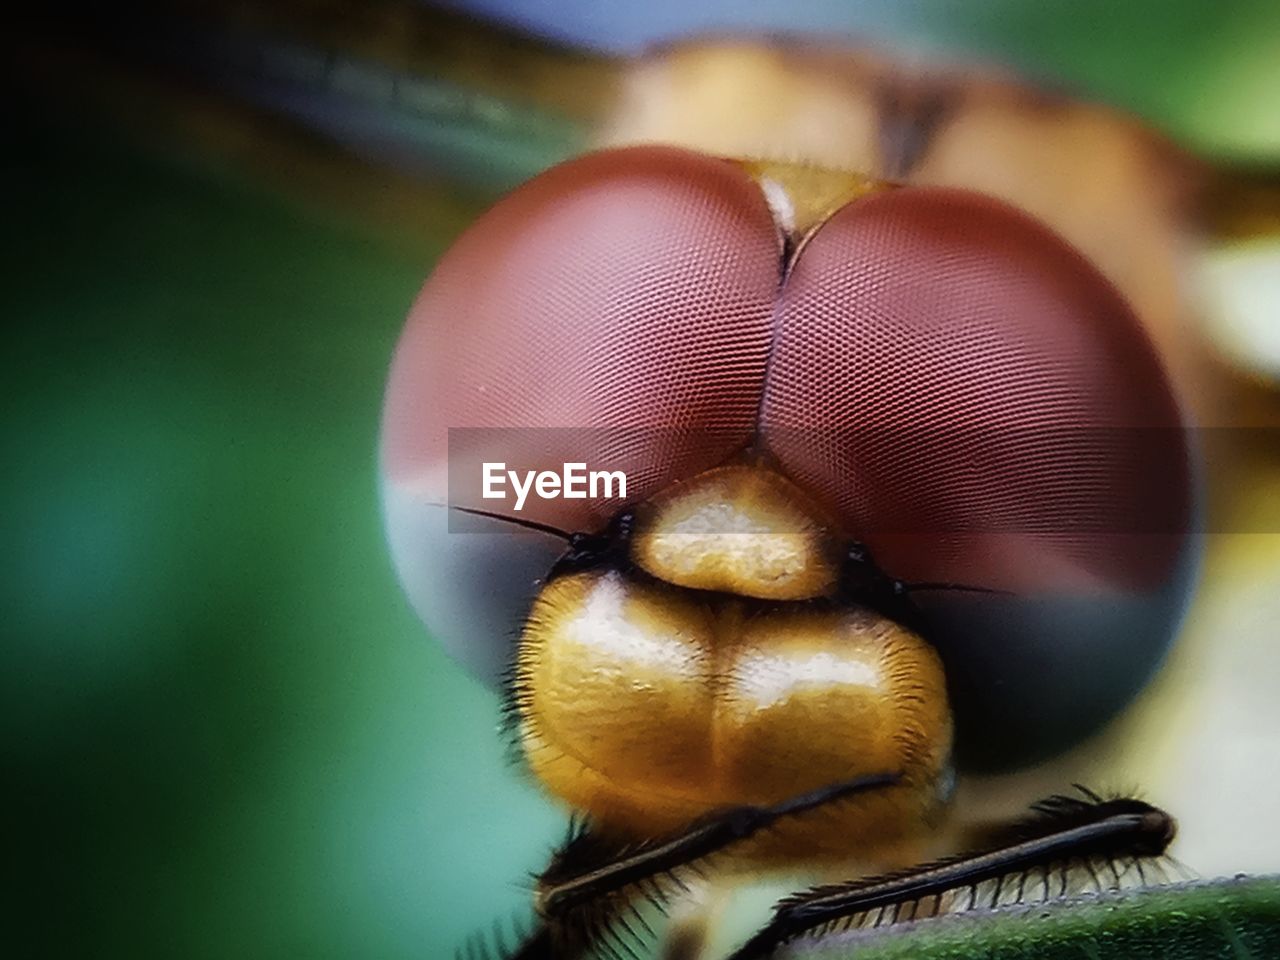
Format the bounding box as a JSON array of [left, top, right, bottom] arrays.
[[723, 792, 1176, 960], [469, 772, 900, 960], [539, 772, 900, 920]]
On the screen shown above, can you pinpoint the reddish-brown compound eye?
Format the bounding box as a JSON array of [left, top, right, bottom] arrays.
[[381, 150, 1198, 770], [760, 188, 1196, 767], [381, 146, 780, 682]]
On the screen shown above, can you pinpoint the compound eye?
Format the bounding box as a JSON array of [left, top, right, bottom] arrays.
[[381, 147, 780, 683], [760, 188, 1197, 769]]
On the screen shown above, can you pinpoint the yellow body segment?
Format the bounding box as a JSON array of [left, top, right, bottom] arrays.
[[631, 465, 842, 601]]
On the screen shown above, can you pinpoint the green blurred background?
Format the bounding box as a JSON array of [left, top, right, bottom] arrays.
[[5, 1, 1280, 957], [4, 110, 562, 957]]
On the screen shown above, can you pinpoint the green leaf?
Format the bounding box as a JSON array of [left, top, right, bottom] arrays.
[[787, 876, 1280, 959]]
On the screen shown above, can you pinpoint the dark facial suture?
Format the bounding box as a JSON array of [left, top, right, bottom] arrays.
[[872, 77, 957, 179]]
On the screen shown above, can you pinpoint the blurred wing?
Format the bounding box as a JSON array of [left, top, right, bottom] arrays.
[[13, 0, 620, 245]]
